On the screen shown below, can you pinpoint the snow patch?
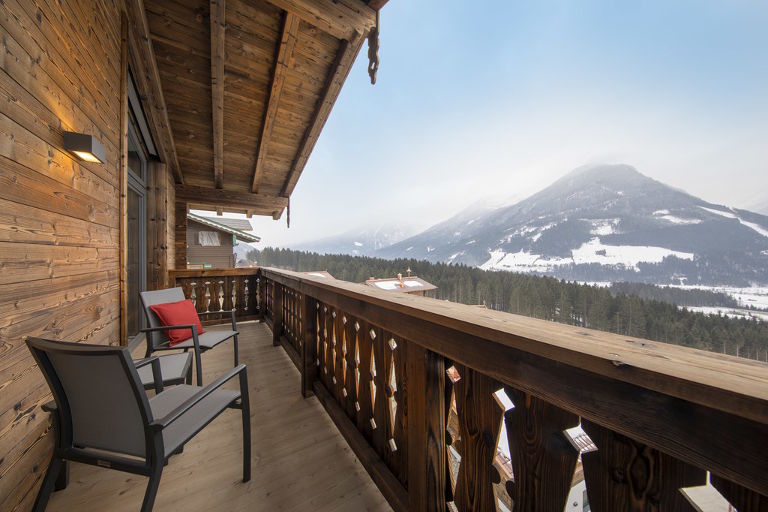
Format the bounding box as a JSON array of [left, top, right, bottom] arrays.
[[467, 219, 475, 225], [653, 209, 670, 216], [453, 231, 461, 236], [572, 238, 694, 269], [426, 246, 435, 253], [700, 206, 768, 238], [465, 240, 476, 245], [589, 219, 619, 236], [353, 241, 363, 247], [680, 306, 768, 322], [658, 215, 701, 225], [448, 251, 465, 262], [481, 238, 694, 273], [405, 246, 413, 252]]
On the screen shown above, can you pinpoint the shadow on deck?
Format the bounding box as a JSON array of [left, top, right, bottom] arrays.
[[47, 322, 391, 512]]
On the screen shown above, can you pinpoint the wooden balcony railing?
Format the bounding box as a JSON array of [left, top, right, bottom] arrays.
[[169, 268, 260, 324], [259, 267, 768, 512]]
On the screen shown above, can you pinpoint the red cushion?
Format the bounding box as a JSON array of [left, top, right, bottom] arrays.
[[149, 299, 205, 347]]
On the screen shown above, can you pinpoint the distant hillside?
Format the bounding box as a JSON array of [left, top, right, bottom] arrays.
[[292, 223, 417, 257], [377, 164, 768, 286]]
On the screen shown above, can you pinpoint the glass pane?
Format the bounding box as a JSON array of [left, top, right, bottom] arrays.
[[127, 132, 143, 181], [127, 187, 141, 338]]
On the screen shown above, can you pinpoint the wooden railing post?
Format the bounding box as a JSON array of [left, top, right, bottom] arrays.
[[258, 271, 266, 320], [273, 282, 283, 346], [407, 344, 446, 511], [301, 294, 317, 397]]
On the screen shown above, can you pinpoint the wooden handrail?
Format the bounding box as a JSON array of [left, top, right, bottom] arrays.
[[261, 267, 768, 511], [169, 268, 260, 324]]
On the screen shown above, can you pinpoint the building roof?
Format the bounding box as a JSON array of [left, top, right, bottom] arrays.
[[364, 275, 437, 293], [205, 217, 254, 232], [301, 270, 336, 279], [187, 213, 261, 243]]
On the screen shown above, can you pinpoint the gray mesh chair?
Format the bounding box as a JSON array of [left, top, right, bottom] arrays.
[[140, 287, 239, 386], [27, 337, 250, 512]]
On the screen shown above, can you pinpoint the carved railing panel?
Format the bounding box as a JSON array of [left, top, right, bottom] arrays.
[[260, 268, 768, 512], [170, 269, 259, 323]]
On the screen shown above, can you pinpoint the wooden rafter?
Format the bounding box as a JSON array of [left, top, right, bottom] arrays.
[[211, 0, 226, 189], [265, 0, 375, 41], [176, 185, 289, 213], [251, 11, 299, 194], [367, 0, 389, 10], [280, 30, 366, 198], [125, 0, 183, 184]]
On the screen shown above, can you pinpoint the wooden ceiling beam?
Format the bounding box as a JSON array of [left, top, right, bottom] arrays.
[[125, 0, 183, 184], [211, 0, 226, 189], [251, 12, 300, 194], [366, 0, 389, 10], [264, 0, 376, 41], [280, 30, 366, 198], [176, 185, 289, 213]]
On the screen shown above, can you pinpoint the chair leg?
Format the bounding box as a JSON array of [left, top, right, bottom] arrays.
[[233, 333, 239, 367], [193, 348, 203, 387], [240, 373, 251, 483], [141, 463, 163, 512], [54, 459, 69, 491], [33, 456, 63, 512]]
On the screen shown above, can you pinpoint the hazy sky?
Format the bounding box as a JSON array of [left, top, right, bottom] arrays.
[[239, 0, 768, 247]]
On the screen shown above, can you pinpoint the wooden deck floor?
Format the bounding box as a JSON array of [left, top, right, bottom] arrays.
[[47, 321, 391, 512]]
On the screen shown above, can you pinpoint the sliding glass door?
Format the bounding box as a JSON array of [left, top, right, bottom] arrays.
[[126, 124, 147, 339]]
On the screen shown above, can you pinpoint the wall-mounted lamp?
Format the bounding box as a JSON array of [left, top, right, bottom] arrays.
[[63, 131, 105, 163]]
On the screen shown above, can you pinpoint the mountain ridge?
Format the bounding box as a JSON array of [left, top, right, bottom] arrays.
[[376, 164, 768, 286]]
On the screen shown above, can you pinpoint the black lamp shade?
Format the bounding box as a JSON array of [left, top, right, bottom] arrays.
[[63, 131, 106, 163]]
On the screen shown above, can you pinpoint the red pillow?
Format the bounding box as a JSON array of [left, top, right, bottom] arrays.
[[149, 299, 205, 347]]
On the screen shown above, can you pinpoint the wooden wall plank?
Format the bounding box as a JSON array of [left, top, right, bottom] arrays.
[[210, 0, 225, 189]]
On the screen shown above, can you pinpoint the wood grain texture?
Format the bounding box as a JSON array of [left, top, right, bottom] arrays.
[[503, 387, 580, 512], [175, 184, 288, 213], [582, 419, 706, 512], [710, 475, 768, 512], [252, 12, 299, 193], [210, 0, 225, 189], [125, 0, 183, 184], [264, 0, 376, 40], [119, 13, 129, 345], [261, 268, 768, 500], [452, 365, 504, 512], [406, 344, 446, 512], [0, 1, 125, 508]]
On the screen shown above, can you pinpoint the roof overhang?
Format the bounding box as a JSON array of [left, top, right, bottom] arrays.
[[131, 0, 386, 219]]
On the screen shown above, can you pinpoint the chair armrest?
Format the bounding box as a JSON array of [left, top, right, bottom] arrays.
[[141, 324, 198, 333], [133, 356, 164, 393], [149, 364, 247, 430]]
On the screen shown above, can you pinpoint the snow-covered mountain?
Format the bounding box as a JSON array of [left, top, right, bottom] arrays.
[[377, 164, 768, 286], [293, 223, 418, 256]]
